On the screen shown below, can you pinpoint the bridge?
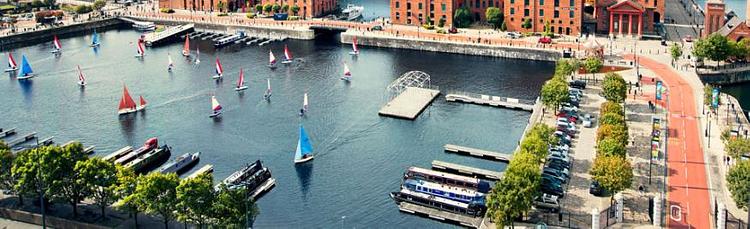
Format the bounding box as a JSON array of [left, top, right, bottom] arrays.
[[143, 23, 195, 46], [309, 25, 349, 32]]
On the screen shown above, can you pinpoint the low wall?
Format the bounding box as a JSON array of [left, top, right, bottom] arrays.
[[698, 69, 750, 85], [341, 32, 561, 61], [0, 18, 126, 51], [124, 16, 315, 40], [0, 207, 109, 229]]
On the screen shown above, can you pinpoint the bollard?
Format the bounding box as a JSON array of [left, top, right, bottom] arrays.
[[653, 196, 662, 226], [718, 202, 726, 229], [615, 193, 624, 223], [592, 208, 601, 229]]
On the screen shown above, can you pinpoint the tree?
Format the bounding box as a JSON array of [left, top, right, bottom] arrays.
[[453, 7, 472, 28], [486, 152, 540, 227], [281, 4, 289, 13], [542, 20, 553, 37], [599, 112, 626, 127], [500, 20, 507, 31], [76, 157, 118, 219], [519, 135, 547, 163], [727, 160, 750, 209], [540, 77, 569, 111], [726, 138, 750, 159], [597, 124, 629, 144], [528, 123, 556, 146], [272, 4, 281, 13], [116, 166, 141, 227], [521, 18, 532, 29], [670, 43, 682, 65], [597, 138, 627, 158], [600, 101, 624, 117], [263, 3, 272, 13], [177, 173, 215, 228], [554, 58, 575, 77], [583, 56, 603, 75], [31, 0, 44, 8], [12, 146, 61, 208], [438, 17, 446, 28], [49, 143, 88, 217], [485, 7, 503, 30], [92, 0, 106, 11], [291, 5, 300, 15], [424, 15, 432, 26], [216, 1, 225, 13], [134, 172, 180, 228], [212, 185, 259, 227], [602, 72, 627, 103], [43, 0, 55, 9], [693, 33, 731, 64], [255, 4, 263, 13], [0, 145, 16, 199], [590, 155, 633, 198]]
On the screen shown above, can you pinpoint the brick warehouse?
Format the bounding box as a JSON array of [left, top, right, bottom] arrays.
[[159, 0, 336, 18], [389, 0, 503, 27]]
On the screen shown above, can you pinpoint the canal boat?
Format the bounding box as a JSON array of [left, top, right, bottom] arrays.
[[167, 54, 174, 72], [51, 35, 61, 54], [125, 144, 171, 173], [114, 137, 159, 165], [134, 40, 145, 58], [294, 124, 314, 164], [137, 96, 147, 111], [209, 96, 222, 118], [404, 167, 491, 193], [118, 85, 138, 115], [5, 53, 17, 72], [103, 146, 133, 162], [218, 160, 276, 200], [390, 187, 485, 217], [212, 57, 223, 79], [90, 30, 100, 47], [158, 152, 200, 174], [282, 45, 293, 64], [186, 164, 214, 179], [132, 21, 156, 31], [341, 62, 352, 81], [402, 178, 486, 205], [268, 50, 277, 69], [235, 68, 248, 91], [182, 36, 190, 57], [342, 4, 364, 21], [264, 78, 272, 100], [214, 30, 245, 48], [16, 55, 35, 80], [349, 36, 359, 55], [76, 65, 86, 86]]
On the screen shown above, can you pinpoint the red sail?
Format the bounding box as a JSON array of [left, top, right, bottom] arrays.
[[119, 85, 137, 110], [139, 96, 147, 106]]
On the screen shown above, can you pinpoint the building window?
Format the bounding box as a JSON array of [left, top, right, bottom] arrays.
[[540, 0, 544, 5], [524, 9, 529, 16], [396, 12, 400, 19], [524, 0, 529, 5], [430, 4, 434, 11], [569, 0, 574, 6], [489, 0, 493, 6], [482, 1, 486, 8], [510, 8, 514, 15], [475, 0, 480, 8], [569, 10, 574, 18], [510, 0, 514, 4], [539, 9, 544, 16], [442, 3, 446, 11], [407, 2, 411, 10], [554, 10, 559, 18], [418, 3, 422, 9], [654, 0, 657, 6], [554, 0, 559, 6], [395, 1, 399, 8]]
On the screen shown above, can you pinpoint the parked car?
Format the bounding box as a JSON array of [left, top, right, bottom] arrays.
[[554, 131, 572, 142], [448, 27, 458, 34], [583, 113, 595, 128], [543, 173, 566, 184], [544, 167, 569, 179], [533, 193, 561, 213], [589, 180, 605, 196], [507, 32, 521, 39], [557, 112, 578, 122], [371, 25, 383, 31], [542, 185, 565, 197], [538, 37, 552, 44], [569, 80, 587, 89]]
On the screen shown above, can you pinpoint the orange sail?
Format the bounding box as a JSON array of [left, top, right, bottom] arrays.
[[182, 36, 190, 56], [139, 96, 147, 107], [118, 85, 137, 112]]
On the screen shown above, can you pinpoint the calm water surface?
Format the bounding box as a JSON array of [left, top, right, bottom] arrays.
[[0, 29, 553, 227]]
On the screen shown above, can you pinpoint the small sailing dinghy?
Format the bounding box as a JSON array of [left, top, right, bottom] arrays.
[[341, 62, 352, 81], [299, 93, 308, 116], [293, 124, 314, 164], [90, 30, 100, 47], [5, 53, 17, 72], [263, 78, 272, 100], [182, 36, 190, 57], [134, 40, 145, 58], [76, 65, 86, 86], [209, 96, 223, 118], [194, 48, 201, 64], [349, 36, 359, 55], [51, 35, 62, 54], [234, 68, 248, 91], [282, 45, 293, 64], [137, 95, 147, 111], [268, 50, 277, 69], [118, 85, 138, 115], [168, 54, 174, 72], [16, 55, 34, 80], [212, 57, 223, 79]]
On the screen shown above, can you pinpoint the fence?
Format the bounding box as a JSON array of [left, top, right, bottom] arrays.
[[525, 210, 591, 228]]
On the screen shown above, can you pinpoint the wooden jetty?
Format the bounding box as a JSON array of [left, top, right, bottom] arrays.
[[143, 23, 195, 46], [84, 146, 95, 155], [245, 38, 259, 45], [6, 132, 36, 147], [37, 136, 54, 146], [431, 160, 503, 181], [378, 87, 440, 120], [249, 178, 276, 200], [443, 144, 512, 163], [445, 93, 534, 111], [398, 202, 482, 228], [0, 128, 16, 139], [186, 164, 214, 179], [103, 146, 133, 162]]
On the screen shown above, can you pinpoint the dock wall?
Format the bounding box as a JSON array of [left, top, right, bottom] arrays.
[[341, 33, 561, 62], [0, 207, 109, 229], [698, 68, 750, 85], [122, 16, 315, 40], [0, 18, 126, 51]]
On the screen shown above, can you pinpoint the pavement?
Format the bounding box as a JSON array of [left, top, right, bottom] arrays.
[[663, 0, 702, 41]]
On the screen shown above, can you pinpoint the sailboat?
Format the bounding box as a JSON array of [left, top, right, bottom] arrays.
[[182, 36, 190, 57], [234, 68, 248, 91], [76, 65, 86, 86], [51, 35, 62, 54], [263, 78, 272, 100], [137, 95, 147, 111], [268, 50, 277, 69], [5, 53, 17, 72], [349, 36, 359, 55], [194, 48, 201, 64], [341, 62, 352, 81], [212, 57, 223, 79], [209, 96, 222, 118], [293, 124, 314, 164], [299, 93, 308, 116], [134, 40, 145, 58], [282, 45, 293, 64], [16, 55, 34, 80], [118, 85, 138, 115], [168, 54, 174, 72], [90, 30, 100, 47]]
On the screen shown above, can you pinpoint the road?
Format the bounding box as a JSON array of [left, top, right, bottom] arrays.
[[663, 0, 703, 41]]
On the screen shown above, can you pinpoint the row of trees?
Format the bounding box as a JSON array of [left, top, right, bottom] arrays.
[[692, 33, 750, 65], [722, 126, 750, 209], [251, 3, 300, 16], [590, 73, 633, 199], [540, 59, 576, 110], [0, 142, 256, 228], [486, 124, 556, 227]]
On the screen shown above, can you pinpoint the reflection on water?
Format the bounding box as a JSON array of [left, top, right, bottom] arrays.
[[118, 115, 136, 144], [294, 162, 314, 199], [18, 79, 33, 106]]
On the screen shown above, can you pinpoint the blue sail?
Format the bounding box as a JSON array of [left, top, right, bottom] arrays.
[[18, 55, 32, 76], [92, 31, 99, 45], [294, 125, 314, 160]]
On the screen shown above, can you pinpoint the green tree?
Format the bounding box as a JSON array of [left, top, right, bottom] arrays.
[[438, 17, 446, 28], [542, 20, 552, 37], [216, 1, 224, 13], [726, 138, 750, 159], [693, 33, 731, 64], [0, 145, 16, 199], [600, 101, 624, 116], [500, 20, 507, 31], [263, 3, 272, 13], [540, 76, 569, 111], [43, 0, 55, 9], [727, 160, 750, 209], [583, 56, 603, 75], [596, 138, 627, 158], [92, 0, 106, 11], [31, 0, 44, 8], [597, 124, 629, 144], [670, 43, 683, 65], [521, 18, 532, 29], [599, 112, 626, 127], [485, 7, 503, 30], [554, 58, 575, 77], [519, 135, 547, 163], [12, 147, 61, 208], [76, 157, 118, 219], [177, 173, 215, 228], [49, 143, 88, 217], [134, 172, 180, 228], [602, 72, 627, 103], [528, 123, 556, 146], [116, 166, 141, 227], [212, 185, 260, 227], [590, 155, 633, 198], [453, 7, 472, 28], [486, 152, 540, 227], [424, 15, 432, 26], [255, 4, 263, 13], [272, 4, 281, 13], [281, 4, 289, 12], [291, 5, 300, 15]]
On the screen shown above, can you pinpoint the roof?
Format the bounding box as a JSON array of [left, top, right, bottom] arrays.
[[607, 0, 646, 12], [717, 16, 744, 36]]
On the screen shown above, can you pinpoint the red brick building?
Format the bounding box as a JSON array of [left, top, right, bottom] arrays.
[[259, 0, 337, 18], [504, 0, 584, 35], [389, 0, 503, 26], [594, 0, 663, 37], [703, 0, 725, 37], [159, 0, 335, 17]]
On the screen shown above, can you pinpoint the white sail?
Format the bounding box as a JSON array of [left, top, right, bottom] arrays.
[[303, 93, 308, 111]]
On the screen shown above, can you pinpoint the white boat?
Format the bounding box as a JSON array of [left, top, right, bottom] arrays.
[[5, 53, 18, 72], [136, 95, 147, 111], [282, 45, 293, 64], [342, 4, 364, 21], [268, 50, 277, 69], [118, 85, 138, 115], [264, 78, 272, 100], [209, 96, 222, 118], [182, 36, 190, 57], [51, 35, 61, 54], [90, 30, 100, 47], [299, 93, 308, 116], [341, 62, 352, 81], [349, 36, 360, 55], [158, 152, 200, 174], [16, 55, 34, 80], [293, 124, 314, 164], [133, 21, 156, 31], [212, 57, 223, 79], [235, 68, 248, 91], [76, 65, 86, 86], [134, 40, 145, 58], [194, 48, 201, 64], [168, 54, 174, 72]]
